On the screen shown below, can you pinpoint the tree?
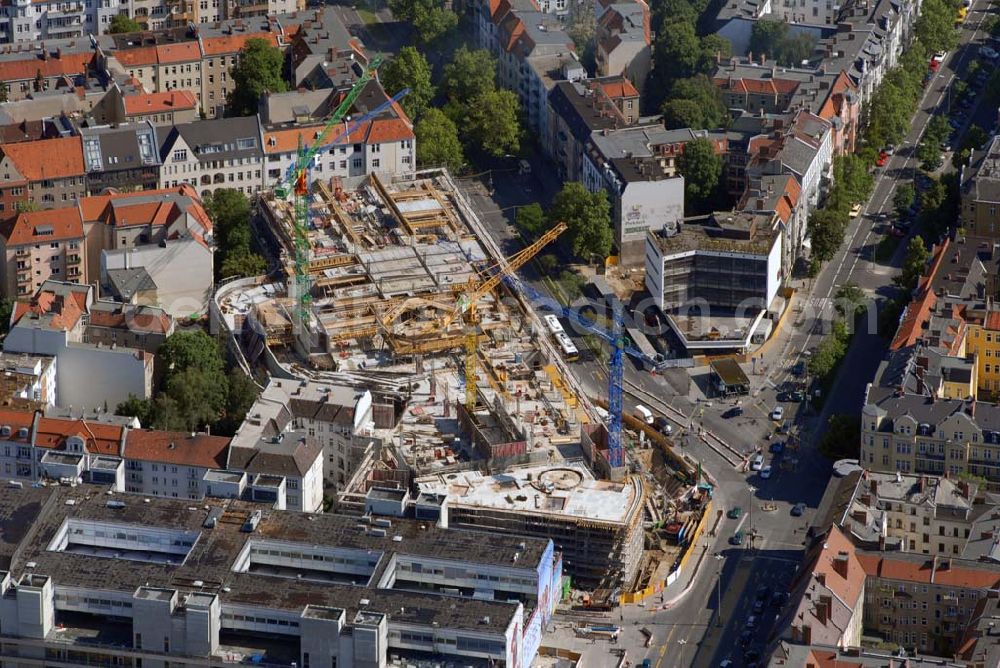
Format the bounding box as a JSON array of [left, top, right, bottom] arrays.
[[834, 283, 866, 319], [158, 330, 225, 378], [107, 14, 142, 33], [678, 138, 722, 212], [548, 182, 613, 260], [214, 369, 261, 436], [163, 367, 229, 432], [221, 251, 266, 279], [516, 203, 546, 237], [441, 47, 496, 102], [917, 139, 943, 171], [388, 0, 457, 44], [464, 89, 521, 158], [808, 208, 849, 262], [916, 0, 959, 52], [818, 414, 861, 459], [897, 236, 929, 292], [893, 183, 915, 217], [415, 108, 464, 171], [380, 47, 434, 119], [653, 19, 702, 81], [0, 297, 11, 337], [698, 34, 732, 74], [116, 394, 154, 426], [566, 1, 597, 70], [227, 38, 288, 117], [661, 76, 728, 130]]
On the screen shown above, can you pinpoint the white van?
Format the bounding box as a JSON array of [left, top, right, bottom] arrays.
[[751, 454, 765, 471], [634, 405, 654, 424]]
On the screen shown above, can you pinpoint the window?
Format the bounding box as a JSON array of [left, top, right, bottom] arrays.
[[173, 149, 188, 162], [372, 158, 380, 168]]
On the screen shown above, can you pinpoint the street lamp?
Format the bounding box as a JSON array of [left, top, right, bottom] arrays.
[[747, 485, 757, 550], [715, 554, 725, 627]]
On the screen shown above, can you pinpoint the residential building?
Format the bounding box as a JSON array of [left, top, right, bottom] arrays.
[[836, 470, 986, 557], [595, 1, 651, 91], [80, 122, 162, 194], [0, 352, 56, 408], [122, 429, 232, 497], [960, 134, 1000, 239], [3, 281, 155, 408], [584, 125, 728, 262], [158, 115, 265, 198], [0, 40, 98, 97], [0, 483, 559, 667], [0, 135, 86, 215], [783, 525, 866, 648], [93, 87, 201, 127], [262, 82, 415, 185], [546, 76, 640, 184], [739, 173, 803, 277], [288, 7, 366, 89], [0, 206, 87, 296], [416, 461, 645, 588], [244, 378, 379, 490], [488, 3, 583, 137], [197, 22, 287, 118]]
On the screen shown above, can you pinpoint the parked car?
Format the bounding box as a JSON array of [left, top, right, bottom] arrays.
[[727, 506, 743, 519], [746, 615, 758, 629], [738, 630, 753, 647], [792, 502, 806, 516], [760, 465, 773, 479], [890, 225, 907, 238], [849, 203, 863, 218], [753, 599, 765, 613], [791, 361, 806, 376], [653, 416, 673, 435], [932, 51, 948, 65], [769, 441, 785, 454], [751, 454, 765, 471], [770, 591, 789, 607], [982, 45, 999, 60], [770, 406, 784, 421], [730, 531, 745, 545], [744, 648, 762, 663]]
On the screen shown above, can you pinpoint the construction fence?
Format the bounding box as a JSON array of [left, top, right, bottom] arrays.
[[618, 500, 712, 605]]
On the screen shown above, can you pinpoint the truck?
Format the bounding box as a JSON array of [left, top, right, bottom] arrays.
[[633, 404, 654, 424]]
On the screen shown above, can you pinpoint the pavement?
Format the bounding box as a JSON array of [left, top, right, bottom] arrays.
[[453, 3, 994, 663]]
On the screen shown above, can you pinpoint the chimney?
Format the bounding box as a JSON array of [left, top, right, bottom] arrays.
[[833, 551, 850, 579], [716, 50, 722, 64], [816, 595, 831, 624], [761, 52, 767, 65], [748, 50, 754, 64], [959, 480, 970, 498], [815, 572, 826, 587]]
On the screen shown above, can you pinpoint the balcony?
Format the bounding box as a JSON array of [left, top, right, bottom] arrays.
[[67, 268, 81, 279], [66, 254, 80, 265], [16, 273, 29, 284]]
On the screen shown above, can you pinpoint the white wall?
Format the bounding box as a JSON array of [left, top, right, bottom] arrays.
[[766, 232, 783, 308], [617, 178, 685, 246], [102, 238, 213, 319], [56, 343, 152, 409]]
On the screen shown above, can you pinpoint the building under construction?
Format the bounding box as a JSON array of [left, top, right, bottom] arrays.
[[210, 169, 673, 592], [415, 463, 646, 589]]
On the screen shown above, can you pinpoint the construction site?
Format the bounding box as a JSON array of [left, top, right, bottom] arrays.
[[209, 144, 708, 593]]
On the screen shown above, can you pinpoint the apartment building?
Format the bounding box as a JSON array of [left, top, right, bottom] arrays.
[[122, 90, 200, 126], [595, 1, 651, 90], [0, 483, 559, 667], [158, 115, 265, 197], [0, 206, 87, 296], [739, 173, 803, 277], [80, 122, 162, 194], [262, 82, 416, 184], [242, 378, 381, 491], [836, 470, 987, 557], [0, 135, 86, 214], [0, 352, 56, 408], [4, 282, 158, 408], [960, 134, 1000, 239], [546, 76, 640, 184]]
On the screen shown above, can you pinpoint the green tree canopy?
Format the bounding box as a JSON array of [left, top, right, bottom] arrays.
[[516, 203, 546, 237], [108, 14, 142, 33], [808, 208, 849, 262], [661, 75, 728, 129], [654, 19, 702, 81], [678, 137, 723, 212], [228, 38, 288, 117], [415, 108, 465, 171], [442, 47, 497, 102], [893, 183, 916, 217], [464, 89, 521, 158], [159, 330, 225, 378], [389, 0, 457, 44], [548, 182, 613, 260], [380, 47, 434, 119], [915, 0, 959, 52], [897, 236, 930, 292], [206, 188, 265, 280]]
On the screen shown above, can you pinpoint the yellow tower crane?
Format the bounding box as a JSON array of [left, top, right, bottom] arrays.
[[381, 222, 567, 410]]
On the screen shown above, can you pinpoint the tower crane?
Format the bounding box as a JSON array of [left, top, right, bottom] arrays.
[[271, 56, 386, 338], [503, 275, 667, 468], [380, 223, 567, 410]]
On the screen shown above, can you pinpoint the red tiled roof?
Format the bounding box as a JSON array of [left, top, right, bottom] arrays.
[[34, 416, 125, 456], [890, 290, 938, 351], [156, 42, 201, 64], [201, 33, 280, 56], [113, 46, 159, 67], [264, 117, 413, 154], [0, 51, 92, 82], [1, 136, 85, 181], [598, 78, 639, 99], [813, 526, 866, 610], [0, 409, 36, 442], [88, 306, 172, 335], [984, 311, 1000, 331], [804, 650, 864, 668], [1, 206, 84, 246], [123, 90, 197, 115], [11, 288, 87, 330], [124, 429, 230, 469]]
